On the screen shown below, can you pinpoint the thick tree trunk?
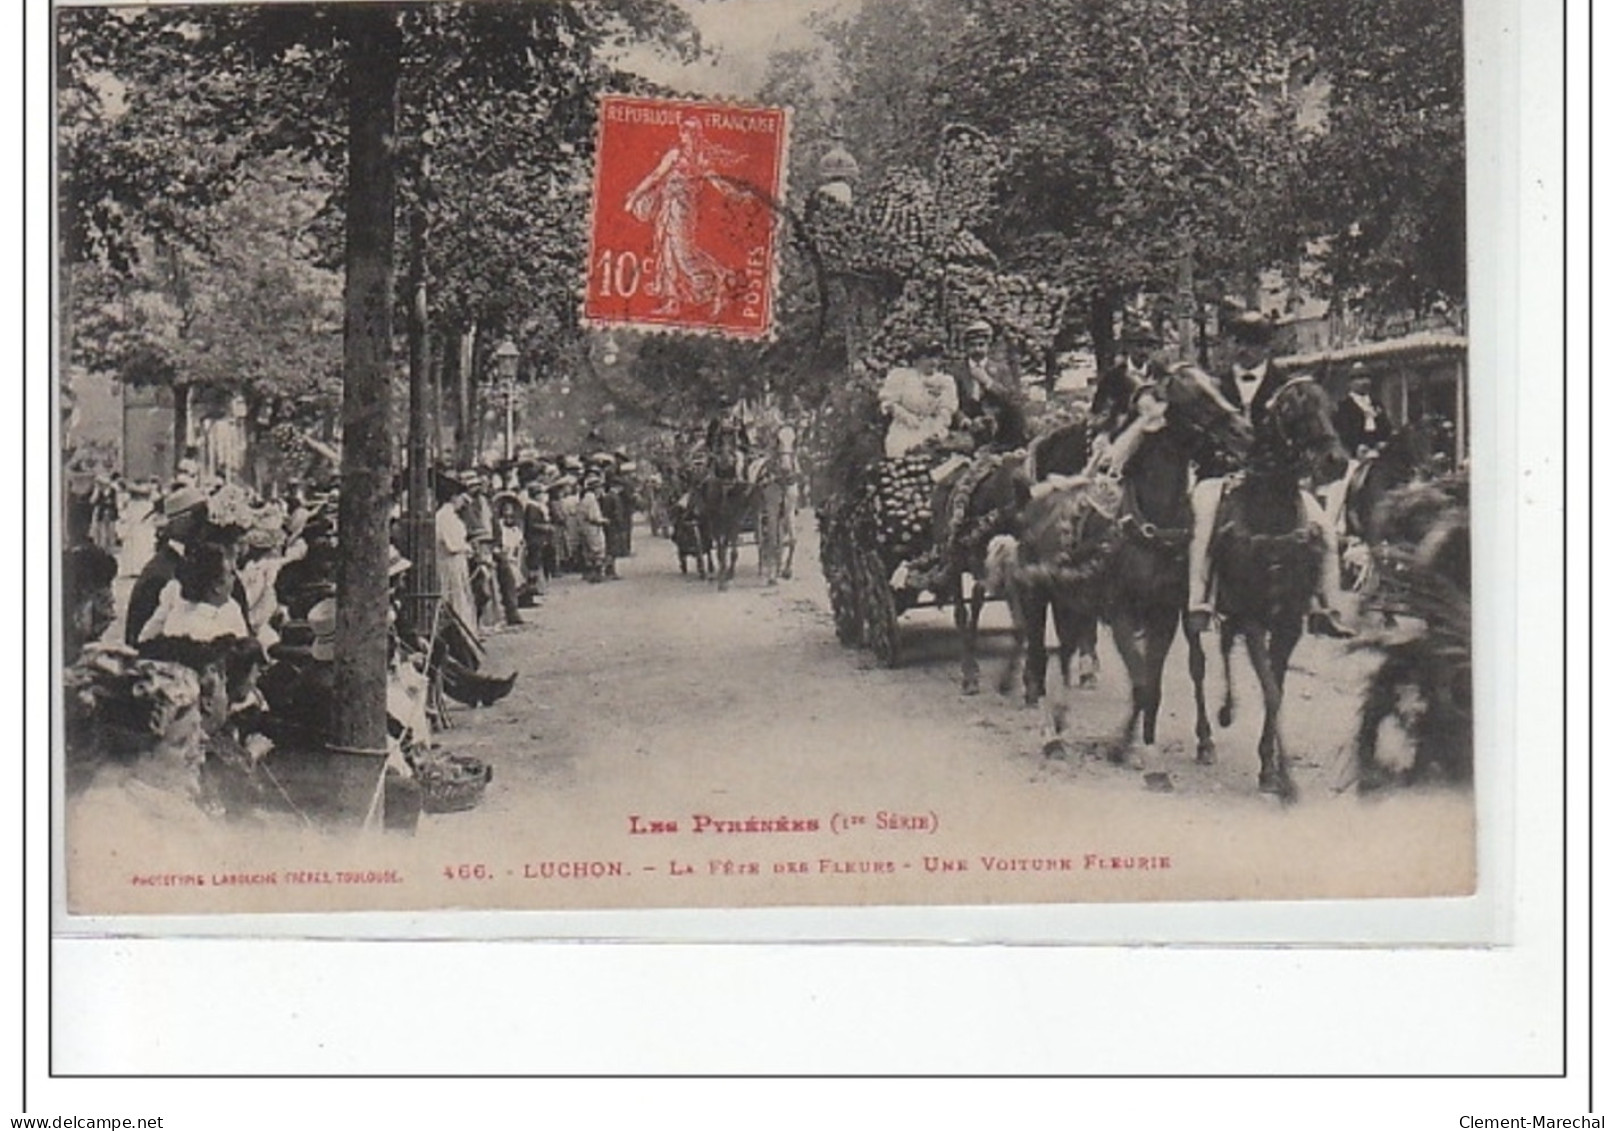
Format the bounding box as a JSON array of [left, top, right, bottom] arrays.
[[402, 205, 438, 639], [429, 333, 443, 463], [329, 6, 400, 767], [1176, 247, 1196, 364], [172, 382, 190, 477], [1089, 287, 1115, 378], [456, 324, 476, 467]]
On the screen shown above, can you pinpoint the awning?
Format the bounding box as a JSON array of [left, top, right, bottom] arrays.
[[1276, 332, 1468, 373]]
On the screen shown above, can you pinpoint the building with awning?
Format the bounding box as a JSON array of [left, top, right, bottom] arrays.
[[1275, 331, 1468, 463]]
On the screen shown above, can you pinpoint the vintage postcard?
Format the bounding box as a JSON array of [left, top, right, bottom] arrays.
[[54, 0, 1489, 935]]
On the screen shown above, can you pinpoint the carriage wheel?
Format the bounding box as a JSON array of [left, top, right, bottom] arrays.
[[823, 525, 864, 647], [857, 549, 901, 668]]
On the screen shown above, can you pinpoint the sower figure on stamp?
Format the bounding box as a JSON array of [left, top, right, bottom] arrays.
[[1186, 311, 1353, 639], [625, 115, 747, 318]]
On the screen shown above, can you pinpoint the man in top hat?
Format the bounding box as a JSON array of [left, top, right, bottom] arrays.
[[124, 485, 209, 646], [949, 319, 1027, 453], [1216, 311, 1284, 426], [1186, 312, 1353, 638], [1332, 362, 1392, 458], [1319, 360, 1397, 550]]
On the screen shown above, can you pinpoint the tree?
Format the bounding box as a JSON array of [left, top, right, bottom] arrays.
[[1267, 0, 1466, 318], [759, 0, 1343, 368], [59, 1, 702, 780], [326, 4, 399, 761]]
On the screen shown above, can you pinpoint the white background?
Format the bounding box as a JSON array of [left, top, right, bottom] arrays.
[[7, 0, 1597, 1123]]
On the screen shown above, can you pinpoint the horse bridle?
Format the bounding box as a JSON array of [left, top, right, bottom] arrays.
[[1263, 374, 1324, 463], [1150, 366, 1248, 460]]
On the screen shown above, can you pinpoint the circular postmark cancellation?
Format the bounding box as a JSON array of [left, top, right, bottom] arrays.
[[584, 94, 790, 340]]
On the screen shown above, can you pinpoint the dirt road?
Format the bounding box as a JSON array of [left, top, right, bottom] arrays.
[[404, 516, 1475, 912]]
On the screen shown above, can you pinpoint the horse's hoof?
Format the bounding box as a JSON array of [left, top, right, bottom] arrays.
[[1356, 769, 1391, 795], [1217, 705, 1234, 728], [765, 577, 778, 587], [1143, 771, 1174, 793], [781, 569, 793, 580], [961, 679, 980, 697], [1041, 739, 1070, 760], [1258, 772, 1299, 803], [1195, 740, 1217, 766]]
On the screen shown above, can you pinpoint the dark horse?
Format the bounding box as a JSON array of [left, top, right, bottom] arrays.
[[1005, 368, 1251, 766], [697, 427, 755, 591], [942, 419, 1093, 696], [1335, 421, 1439, 599], [1200, 376, 1349, 799]]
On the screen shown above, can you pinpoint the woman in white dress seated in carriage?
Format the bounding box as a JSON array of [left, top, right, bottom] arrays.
[[879, 354, 959, 459]]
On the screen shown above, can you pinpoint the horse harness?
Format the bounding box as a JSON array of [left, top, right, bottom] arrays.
[[1118, 483, 1191, 553], [1212, 472, 1322, 562], [1253, 374, 1325, 469]]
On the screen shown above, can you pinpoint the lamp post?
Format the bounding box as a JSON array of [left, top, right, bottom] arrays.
[[812, 135, 873, 373], [492, 338, 520, 462]]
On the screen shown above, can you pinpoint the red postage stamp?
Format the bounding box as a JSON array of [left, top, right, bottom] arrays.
[[584, 94, 789, 339]]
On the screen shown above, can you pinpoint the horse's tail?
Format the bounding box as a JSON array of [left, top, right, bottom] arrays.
[[982, 534, 1017, 598]]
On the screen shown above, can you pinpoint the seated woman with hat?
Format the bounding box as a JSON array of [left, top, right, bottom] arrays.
[[879, 343, 959, 459], [123, 485, 209, 647]]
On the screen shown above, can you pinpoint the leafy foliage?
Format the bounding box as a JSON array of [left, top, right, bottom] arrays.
[[58, 1, 703, 424], [1266, 0, 1466, 316], [757, 0, 1462, 356]]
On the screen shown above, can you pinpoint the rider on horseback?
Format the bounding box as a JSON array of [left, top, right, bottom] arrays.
[[704, 394, 751, 480], [1088, 318, 1169, 468], [1321, 361, 1396, 545], [1185, 311, 1354, 639]]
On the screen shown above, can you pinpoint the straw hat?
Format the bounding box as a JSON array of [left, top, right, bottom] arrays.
[[308, 598, 338, 662], [161, 485, 208, 519]]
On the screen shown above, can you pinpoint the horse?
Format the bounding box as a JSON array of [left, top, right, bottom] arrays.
[[1007, 417, 1104, 691], [935, 414, 1096, 697], [668, 452, 715, 579], [1333, 420, 1439, 599], [697, 423, 756, 590], [1200, 375, 1350, 799], [754, 423, 800, 586], [1004, 368, 1252, 766]]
